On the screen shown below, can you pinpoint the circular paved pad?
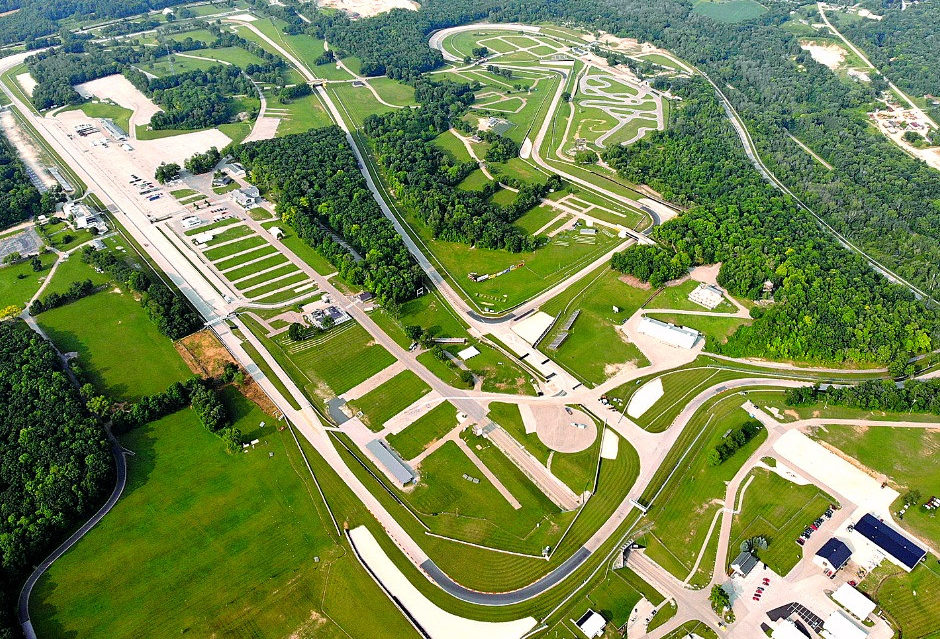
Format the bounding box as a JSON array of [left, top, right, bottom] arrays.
[[531, 405, 597, 453]]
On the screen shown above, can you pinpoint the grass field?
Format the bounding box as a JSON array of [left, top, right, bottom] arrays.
[[66, 101, 132, 134], [540, 267, 651, 386], [328, 82, 397, 127], [860, 559, 940, 639], [271, 91, 334, 137], [638, 388, 772, 585], [692, 0, 768, 22], [564, 566, 666, 631], [813, 425, 940, 546], [37, 287, 192, 402], [245, 316, 395, 407], [728, 469, 835, 576], [226, 254, 290, 281], [433, 129, 474, 163], [349, 370, 432, 432], [386, 400, 458, 460], [646, 279, 736, 313], [0, 251, 56, 308], [30, 392, 420, 639]]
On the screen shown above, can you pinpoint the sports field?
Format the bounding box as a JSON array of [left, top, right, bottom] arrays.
[[350, 369, 432, 432], [30, 391, 419, 639], [540, 267, 651, 386], [728, 469, 835, 576]]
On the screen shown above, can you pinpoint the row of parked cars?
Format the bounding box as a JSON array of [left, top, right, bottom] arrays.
[[795, 506, 836, 546]]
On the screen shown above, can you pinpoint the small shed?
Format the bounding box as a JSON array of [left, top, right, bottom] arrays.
[[574, 610, 606, 638], [814, 538, 852, 573], [730, 550, 759, 577]]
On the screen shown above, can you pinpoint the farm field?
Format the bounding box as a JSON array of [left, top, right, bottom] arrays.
[[540, 267, 651, 386], [728, 469, 836, 576], [350, 370, 432, 432], [692, 0, 768, 23], [30, 393, 419, 639], [813, 425, 940, 545], [386, 400, 458, 460]]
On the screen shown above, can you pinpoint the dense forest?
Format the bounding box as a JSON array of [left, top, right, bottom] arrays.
[[0, 0, 191, 46], [363, 79, 553, 252], [605, 76, 938, 372], [0, 132, 49, 229], [0, 320, 113, 638], [834, 2, 940, 99], [228, 127, 424, 303]]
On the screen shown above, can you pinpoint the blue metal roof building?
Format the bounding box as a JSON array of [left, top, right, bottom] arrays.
[[814, 538, 852, 573], [853, 514, 926, 572]]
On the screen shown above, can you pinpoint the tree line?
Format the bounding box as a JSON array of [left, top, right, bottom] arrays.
[[0, 131, 50, 230], [0, 320, 113, 639], [785, 379, 940, 415]]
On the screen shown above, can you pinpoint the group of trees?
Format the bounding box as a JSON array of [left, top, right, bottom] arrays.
[[28, 278, 95, 315], [82, 246, 201, 339], [363, 78, 550, 252], [0, 320, 112, 638], [184, 146, 222, 175], [154, 162, 180, 184], [0, 132, 49, 228], [610, 244, 689, 288], [785, 379, 940, 415], [227, 126, 424, 303], [706, 419, 762, 466], [277, 82, 311, 104]]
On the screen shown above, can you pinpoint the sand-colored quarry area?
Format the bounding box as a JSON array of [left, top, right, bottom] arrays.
[[16, 72, 36, 97], [317, 0, 418, 17], [799, 41, 847, 70]]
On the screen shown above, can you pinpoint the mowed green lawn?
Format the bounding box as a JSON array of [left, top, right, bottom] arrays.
[[350, 369, 432, 432], [728, 469, 835, 576], [639, 389, 770, 585], [403, 206, 622, 313], [815, 425, 940, 545], [646, 279, 736, 313], [540, 267, 651, 386], [487, 402, 599, 494], [247, 316, 395, 405], [36, 285, 191, 403], [860, 559, 940, 639], [0, 251, 56, 308], [31, 392, 420, 639], [386, 400, 458, 460]]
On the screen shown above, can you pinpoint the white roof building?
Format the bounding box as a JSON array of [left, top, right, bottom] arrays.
[[457, 346, 480, 361], [833, 583, 876, 621], [688, 283, 725, 309], [771, 618, 809, 639], [574, 610, 606, 638], [821, 610, 868, 639], [638, 316, 699, 349]]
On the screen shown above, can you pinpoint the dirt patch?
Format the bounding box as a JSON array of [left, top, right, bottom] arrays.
[[799, 41, 847, 71], [176, 329, 278, 415], [289, 610, 329, 639], [0, 110, 57, 190], [784, 409, 800, 420], [177, 329, 236, 377], [618, 273, 651, 290]]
